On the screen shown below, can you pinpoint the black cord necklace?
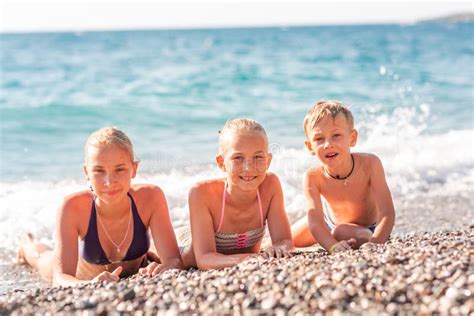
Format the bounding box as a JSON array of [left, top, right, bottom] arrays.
[[323, 154, 355, 186]]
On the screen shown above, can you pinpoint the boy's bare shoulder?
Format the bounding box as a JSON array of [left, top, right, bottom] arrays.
[[304, 165, 324, 181], [354, 152, 383, 169], [354, 152, 380, 160]]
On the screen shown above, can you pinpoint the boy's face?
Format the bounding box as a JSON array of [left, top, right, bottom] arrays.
[[305, 113, 357, 166]]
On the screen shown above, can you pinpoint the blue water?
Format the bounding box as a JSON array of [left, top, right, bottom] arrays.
[[0, 23, 473, 292], [1, 23, 472, 181]]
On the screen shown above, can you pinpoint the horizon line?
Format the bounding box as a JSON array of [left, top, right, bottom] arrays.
[[1, 18, 469, 35]]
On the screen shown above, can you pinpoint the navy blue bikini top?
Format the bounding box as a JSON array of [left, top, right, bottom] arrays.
[[79, 192, 150, 265]]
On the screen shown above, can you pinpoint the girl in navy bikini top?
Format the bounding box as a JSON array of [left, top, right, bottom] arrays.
[[17, 127, 183, 286], [80, 193, 150, 265]]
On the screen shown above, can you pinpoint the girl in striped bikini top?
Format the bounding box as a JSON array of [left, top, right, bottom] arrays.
[[181, 118, 294, 270], [214, 183, 266, 252]]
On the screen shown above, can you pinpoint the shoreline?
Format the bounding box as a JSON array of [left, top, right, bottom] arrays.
[[1, 227, 472, 314]]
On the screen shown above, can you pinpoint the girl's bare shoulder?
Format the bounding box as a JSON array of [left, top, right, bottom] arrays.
[[59, 191, 93, 218], [189, 178, 225, 197], [63, 191, 92, 207], [260, 172, 281, 189], [130, 184, 165, 202]]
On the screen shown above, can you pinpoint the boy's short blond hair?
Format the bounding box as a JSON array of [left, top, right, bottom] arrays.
[[84, 127, 136, 162], [303, 100, 354, 136], [218, 118, 267, 154]]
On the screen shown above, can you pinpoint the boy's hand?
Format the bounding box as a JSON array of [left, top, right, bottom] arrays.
[[329, 238, 356, 254]]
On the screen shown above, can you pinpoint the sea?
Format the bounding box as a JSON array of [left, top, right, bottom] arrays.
[[1, 22, 473, 293]]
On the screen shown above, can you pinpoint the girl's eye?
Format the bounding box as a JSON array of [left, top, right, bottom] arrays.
[[316, 137, 324, 142], [333, 134, 341, 138], [116, 168, 126, 172]]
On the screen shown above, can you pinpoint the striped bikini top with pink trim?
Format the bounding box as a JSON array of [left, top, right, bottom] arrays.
[[214, 184, 266, 252]]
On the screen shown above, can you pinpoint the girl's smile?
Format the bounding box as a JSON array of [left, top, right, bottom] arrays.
[[220, 132, 271, 191]]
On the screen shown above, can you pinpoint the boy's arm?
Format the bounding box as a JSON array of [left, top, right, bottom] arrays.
[[304, 170, 339, 251], [368, 155, 395, 243]]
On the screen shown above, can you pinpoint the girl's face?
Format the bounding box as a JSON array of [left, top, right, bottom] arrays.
[[83, 143, 138, 204], [217, 131, 272, 191]]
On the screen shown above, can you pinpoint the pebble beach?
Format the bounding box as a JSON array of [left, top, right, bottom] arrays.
[[1, 225, 472, 315]]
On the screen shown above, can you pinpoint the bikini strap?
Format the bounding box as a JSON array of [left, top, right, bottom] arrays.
[[127, 192, 139, 220], [257, 189, 264, 227], [216, 182, 227, 233], [216, 183, 264, 232]]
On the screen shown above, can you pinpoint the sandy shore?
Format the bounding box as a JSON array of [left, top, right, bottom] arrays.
[[1, 226, 472, 315]]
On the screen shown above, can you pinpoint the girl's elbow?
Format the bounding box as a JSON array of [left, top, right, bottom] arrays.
[[52, 272, 64, 287], [172, 257, 185, 270], [196, 254, 216, 271], [196, 259, 211, 271], [284, 239, 295, 251], [197, 265, 211, 271]]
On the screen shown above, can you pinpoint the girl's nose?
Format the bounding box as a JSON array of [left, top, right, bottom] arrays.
[[103, 175, 114, 186], [242, 158, 259, 171]]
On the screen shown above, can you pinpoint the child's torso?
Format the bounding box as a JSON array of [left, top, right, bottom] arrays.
[[74, 188, 151, 278], [206, 178, 271, 253], [76, 255, 145, 280], [317, 154, 378, 226]]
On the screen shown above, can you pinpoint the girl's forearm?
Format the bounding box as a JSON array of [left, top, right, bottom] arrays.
[[53, 272, 88, 287], [160, 256, 185, 270], [197, 252, 253, 271], [272, 239, 294, 251]]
